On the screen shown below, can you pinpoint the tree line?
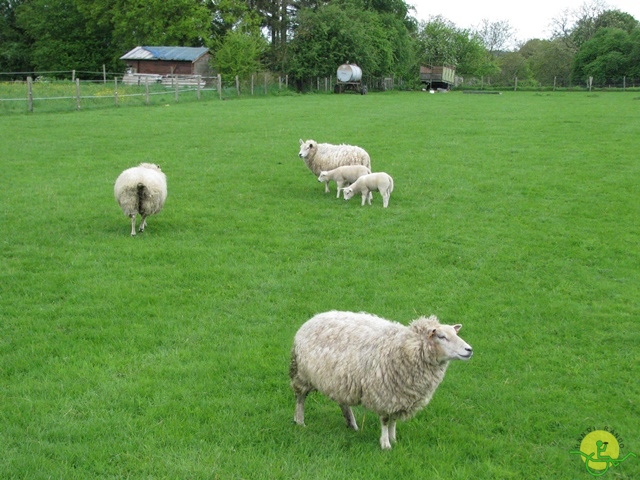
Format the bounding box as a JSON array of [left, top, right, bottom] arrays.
[[1, 0, 639, 88]]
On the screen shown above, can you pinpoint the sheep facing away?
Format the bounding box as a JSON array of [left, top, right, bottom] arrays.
[[290, 310, 473, 449], [317, 165, 372, 198], [114, 163, 167, 236], [298, 139, 371, 193], [343, 172, 394, 208]]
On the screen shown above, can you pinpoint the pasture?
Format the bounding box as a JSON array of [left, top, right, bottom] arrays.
[[1, 91, 638, 479]]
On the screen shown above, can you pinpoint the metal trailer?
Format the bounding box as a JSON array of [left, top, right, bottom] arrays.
[[334, 63, 367, 94], [420, 65, 456, 90]]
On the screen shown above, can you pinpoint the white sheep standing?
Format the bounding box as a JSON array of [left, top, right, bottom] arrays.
[[343, 172, 394, 208], [317, 165, 372, 198], [298, 139, 371, 193], [290, 310, 473, 450], [114, 163, 167, 236]]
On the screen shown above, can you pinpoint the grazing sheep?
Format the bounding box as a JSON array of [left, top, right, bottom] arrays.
[[298, 139, 371, 193], [114, 163, 167, 236], [317, 165, 372, 198], [290, 311, 472, 450], [343, 172, 394, 208]]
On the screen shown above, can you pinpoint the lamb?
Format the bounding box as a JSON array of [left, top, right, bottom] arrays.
[[343, 172, 394, 208], [290, 310, 473, 450], [114, 163, 167, 236], [317, 165, 372, 198], [298, 139, 371, 193]]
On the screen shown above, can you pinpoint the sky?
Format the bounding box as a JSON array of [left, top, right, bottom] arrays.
[[410, 0, 640, 45]]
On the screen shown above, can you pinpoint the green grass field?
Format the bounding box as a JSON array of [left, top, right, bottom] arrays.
[[1, 91, 639, 479]]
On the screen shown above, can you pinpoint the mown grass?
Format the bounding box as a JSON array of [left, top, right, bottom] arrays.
[[1, 91, 639, 479]]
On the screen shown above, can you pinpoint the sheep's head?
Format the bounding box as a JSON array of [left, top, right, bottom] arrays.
[[318, 171, 329, 183], [343, 187, 355, 200], [428, 324, 473, 362], [298, 139, 316, 159], [411, 316, 473, 363]]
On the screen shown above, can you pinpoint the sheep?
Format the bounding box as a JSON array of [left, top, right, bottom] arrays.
[[290, 310, 473, 450], [317, 165, 372, 198], [298, 139, 371, 193], [343, 172, 394, 208], [114, 163, 167, 236]]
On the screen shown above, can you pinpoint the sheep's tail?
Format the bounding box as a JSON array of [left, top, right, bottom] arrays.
[[389, 176, 394, 193], [136, 183, 148, 211]]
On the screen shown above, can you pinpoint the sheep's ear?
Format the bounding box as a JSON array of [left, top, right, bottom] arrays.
[[453, 324, 462, 333], [427, 327, 437, 338], [299, 139, 304, 145]]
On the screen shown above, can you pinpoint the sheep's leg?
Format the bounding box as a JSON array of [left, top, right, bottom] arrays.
[[388, 417, 397, 444], [323, 180, 330, 193], [367, 191, 373, 205], [294, 393, 307, 426], [139, 215, 147, 233], [336, 181, 343, 198], [129, 214, 137, 236], [382, 192, 390, 208], [360, 192, 367, 206], [379, 415, 392, 450], [340, 405, 358, 430]]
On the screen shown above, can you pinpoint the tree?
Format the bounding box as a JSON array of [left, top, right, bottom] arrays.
[[474, 19, 515, 53], [572, 27, 633, 84], [0, 0, 31, 73], [416, 16, 497, 78], [286, 0, 415, 82], [519, 38, 574, 86], [212, 28, 268, 81]]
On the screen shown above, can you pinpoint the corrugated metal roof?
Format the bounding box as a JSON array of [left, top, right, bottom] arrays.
[[120, 46, 209, 62]]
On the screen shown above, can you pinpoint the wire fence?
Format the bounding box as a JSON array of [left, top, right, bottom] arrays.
[[0, 70, 409, 114], [2, 69, 639, 114]]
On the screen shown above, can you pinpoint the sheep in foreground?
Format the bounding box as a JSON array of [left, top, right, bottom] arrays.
[[317, 165, 372, 198], [298, 139, 371, 193], [290, 310, 473, 450], [114, 163, 167, 236], [343, 172, 394, 208]]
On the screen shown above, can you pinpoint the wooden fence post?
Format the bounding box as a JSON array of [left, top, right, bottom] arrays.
[[514, 77, 518, 91], [72, 70, 76, 82], [279, 76, 282, 91], [27, 76, 33, 113], [145, 77, 150, 105], [103, 64, 107, 84], [75, 78, 81, 110], [251, 74, 254, 95], [553, 76, 557, 91], [264, 73, 268, 95], [175, 76, 179, 102], [197, 76, 201, 100], [218, 74, 222, 100], [114, 77, 119, 106], [286, 75, 288, 89], [236, 76, 240, 96]]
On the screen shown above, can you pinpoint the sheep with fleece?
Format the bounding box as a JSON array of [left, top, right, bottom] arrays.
[[317, 165, 371, 198], [114, 163, 167, 236], [290, 310, 473, 450], [298, 139, 371, 193], [343, 172, 394, 208]]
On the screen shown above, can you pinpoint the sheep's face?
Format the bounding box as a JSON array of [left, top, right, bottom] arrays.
[[429, 324, 473, 362], [298, 140, 316, 159], [318, 171, 329, 183], [343, 188, 355, 200]]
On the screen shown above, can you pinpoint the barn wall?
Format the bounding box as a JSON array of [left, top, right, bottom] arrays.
[[127, 60, 199, 75]]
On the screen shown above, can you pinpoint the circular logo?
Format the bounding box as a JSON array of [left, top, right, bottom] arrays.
[[579, 431, 620, 472]]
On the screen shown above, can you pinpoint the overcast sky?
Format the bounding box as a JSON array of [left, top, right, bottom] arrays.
[[410, 0, 640, 45]]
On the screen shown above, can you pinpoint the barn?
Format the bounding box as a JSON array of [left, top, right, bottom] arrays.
[[120, 46, 211, 76]]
